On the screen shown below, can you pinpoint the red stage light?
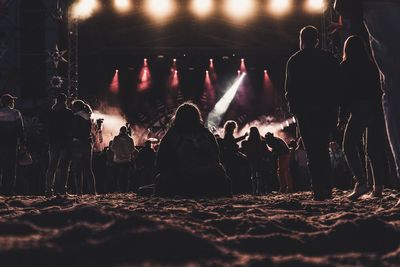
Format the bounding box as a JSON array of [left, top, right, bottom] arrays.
[[109, 69, 119, 94], [240, 58, 247, 73], [138, 59, 151, 91]]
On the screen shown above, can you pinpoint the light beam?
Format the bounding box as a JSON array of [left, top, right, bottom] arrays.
[[206, 73, 246, 128]]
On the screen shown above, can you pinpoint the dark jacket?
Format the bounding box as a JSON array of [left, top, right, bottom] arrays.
[[285, 48, 341, 115], [0, 107, 24, 148], [48, 104, 73, 146], [71, 111, 93, 144], [339, 58, 382, 114]]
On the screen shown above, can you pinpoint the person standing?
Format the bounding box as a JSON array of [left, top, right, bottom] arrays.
[[0, 93, 24, 196], [339, 36, 386, 200], [45, 93, 73, 196], [111, 126, 135, 193], [70, 100, 96, 195], [334, 0, 400, 205], [285, 26, 341, 200], [265, 132, 293, 193]]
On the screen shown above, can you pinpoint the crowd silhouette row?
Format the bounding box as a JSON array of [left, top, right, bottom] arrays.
[[1, 21, 399, 202]]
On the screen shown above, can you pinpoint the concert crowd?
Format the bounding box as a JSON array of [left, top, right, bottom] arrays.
[[0, 22, 399, 204]]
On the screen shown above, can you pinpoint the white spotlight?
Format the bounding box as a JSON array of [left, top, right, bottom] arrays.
[[269, 0, 291, 16], [224, 0, 256, 20], [114, 0, 131, 12], [206, 73, 246, 128], [71, 0, 100, 20], [146, 0, 176, 19], [191, 0, 214, 17], [306, 0, 326, 12]]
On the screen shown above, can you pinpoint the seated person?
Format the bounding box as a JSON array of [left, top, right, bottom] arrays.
[[154, 103, 231, 198]]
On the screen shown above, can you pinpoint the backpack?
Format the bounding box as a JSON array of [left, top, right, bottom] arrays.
[[175, 129, 218, 174]]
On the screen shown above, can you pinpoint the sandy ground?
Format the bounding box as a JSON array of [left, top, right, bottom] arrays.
[[1, 190, 400, 267]]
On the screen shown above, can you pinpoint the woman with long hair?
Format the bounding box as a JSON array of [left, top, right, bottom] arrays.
[[339, 35, 386, 200], [246, 127, 267, 194], [155, 102, 231, 197]]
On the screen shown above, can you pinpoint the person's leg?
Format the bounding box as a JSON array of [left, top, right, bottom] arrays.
[[71, 143, 84, 195], [363, 2, 400, 178], [83, 144, 96, 195], [1, 147, 17, 195], [45, 145, 60, 195], [366, 115, 386, 196], [282, 154, 294, 192], [277, 157, 287, 192], [342, 114, 367, 185], [297, 114, 332, 199], [54, 147, 71, 194]]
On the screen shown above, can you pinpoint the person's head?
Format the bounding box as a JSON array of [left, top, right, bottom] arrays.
[[265, 132, 274, 143], [224, 120, 237, 135], [71, 100, 85, 112], [1, 93, 17, 108], [343, 35, 371, 62], [119, 126, 127, 135], [56, 93, 68, 105], [72, 99, 92, 115], [249, 127, 261, 141], [172, 102, 202, 132], [300, 26, 319, 49]]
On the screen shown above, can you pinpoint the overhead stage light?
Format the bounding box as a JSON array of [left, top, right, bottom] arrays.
[[224, 0, 256, 20], [269, 0, 291, 16], [306, 0, 326, 12], [71, 0, 100, 20], [191, 0, 214, 17], [114, 0, 131, 12], [146, 0, 176, 20]]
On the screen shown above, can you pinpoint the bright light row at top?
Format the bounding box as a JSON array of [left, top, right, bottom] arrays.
[[71, 0, 327, 20]]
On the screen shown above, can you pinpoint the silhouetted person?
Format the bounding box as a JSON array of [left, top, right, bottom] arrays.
[[335, 0, 400, 206], [294, 139, 311, 190], [246, 127, 267, 195], [45, 93, 73, 196], [285, 26, 340, 200], [0, 93, 24, 195], [335, 0, 400, 186], [222, 120, 248, 158], [70, 100, 96, 195], [339, 36, 386, 200], [265, 132, 293, 193], [104, 141, 115, 193], [136, 140, 156, 187], [155, 103, 231, 197], [221, 120, 251, 194], [111, 126, 135, 193]]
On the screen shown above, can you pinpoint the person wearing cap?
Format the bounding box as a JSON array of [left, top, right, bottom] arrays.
[[0, 93, 24, 196], [45, 93, 74, 196]]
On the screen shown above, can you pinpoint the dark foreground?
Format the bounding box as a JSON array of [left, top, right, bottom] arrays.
[[1, 190, 400, 266]]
